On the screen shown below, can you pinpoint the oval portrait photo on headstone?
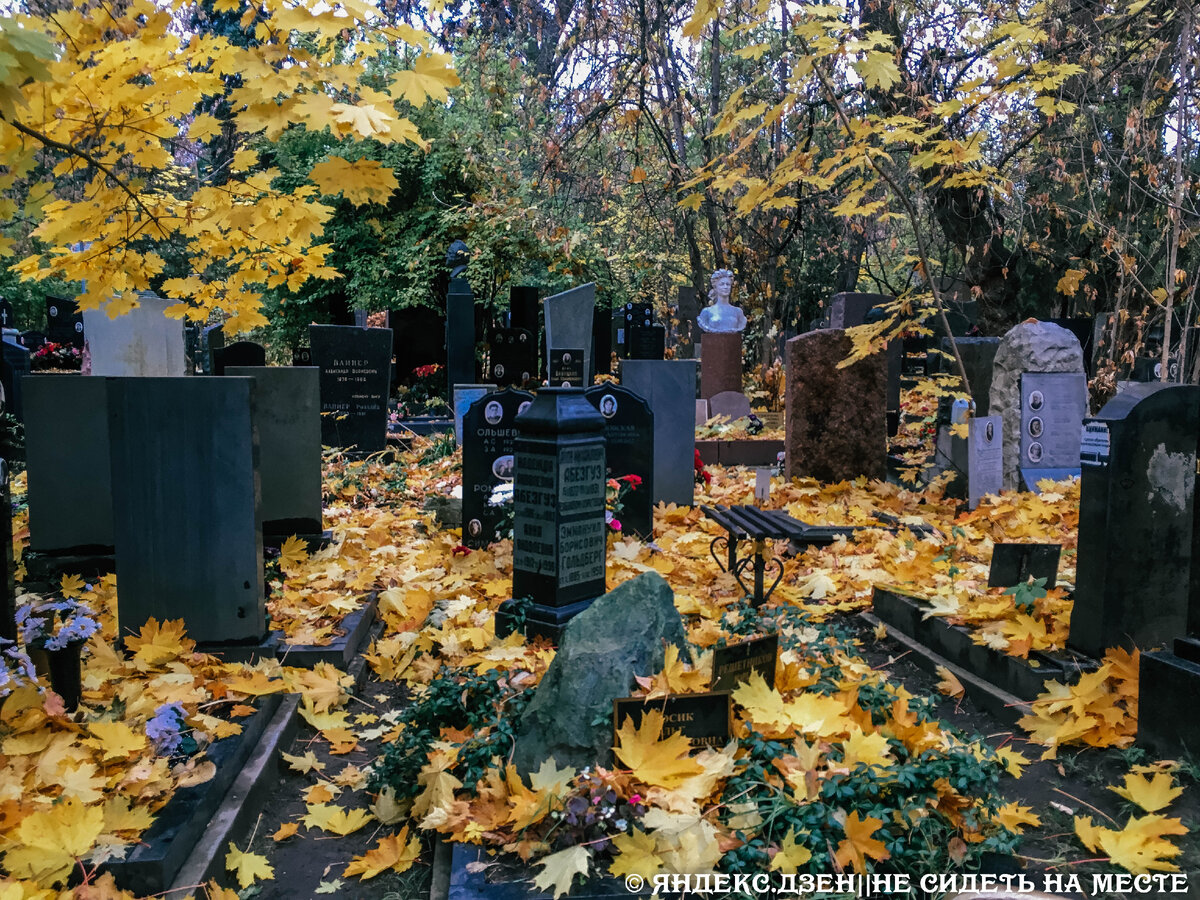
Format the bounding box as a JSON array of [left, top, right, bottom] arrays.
[[985, 421, 995, 442], [494, 364, 505, 379], [1028, 441, 1043, 463], [600, 394, 618, 418], [492, 454, 514, 480], [484, 400, 504, 425], [1028, 390, 1044, 411], [1028, 416, 1043, 438], [518, 401, 532, 415], [468, 519, 483, 537]]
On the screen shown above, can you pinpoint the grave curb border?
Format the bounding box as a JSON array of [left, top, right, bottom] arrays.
[[275, 592, 379, 669]]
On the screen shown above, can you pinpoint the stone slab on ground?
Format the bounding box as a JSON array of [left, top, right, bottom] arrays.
[[447, 843, 652, 899], [168, 694, 301, 893], [275, 594, 379, 669], [1136, 650, 1200, 758], [107, 693, 291, 895]]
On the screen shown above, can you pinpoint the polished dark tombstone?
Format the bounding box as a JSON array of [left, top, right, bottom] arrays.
[[389, 305, 445, 384], [20, 331, 46, 351], [509, 286, 540, 334], [46, 297, 84, 348], [200, 324, 224, 375], [446, 277, 476, 392], [25, 376, 113, 554], [1070, 384, 1200, 658], [828, 292, 890, 329], [309, 325, 393, 451], [940, 337, 999, 415], [212, 340, 266, 376], [618, 302, 653, 358], [1137, 650, 1200, 756], [488, 328, 536, 387], [621, 360, 697, 507], [676, 286, 701, 358], [0, 390, 13, 641], [108, 377, 265, 644], [227, 366, 323, 541], [628, 324, 666, 360], [0, 299, 14, 333], [548, 348, 585, 387], [1, 340, 30, 420], [505, 388, 608, 642], [584, 384, 654, 538], [593, 307, 613, 375], [461, 388, 535, 548], [292, 346, 312, 366]]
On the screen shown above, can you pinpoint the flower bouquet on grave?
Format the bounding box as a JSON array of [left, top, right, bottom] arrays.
[[605, 475, 641, 534], [30, 341, 82, 372], [395, 363, 450, 418], [0, 636, 37, 700], [488, 481, 515, 540], [16, 576, 101, 711]]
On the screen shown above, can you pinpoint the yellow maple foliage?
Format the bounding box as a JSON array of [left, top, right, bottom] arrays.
[[343, 827, 421, 879], [612, 709, 705, 789], [225, 841, 274, 889]]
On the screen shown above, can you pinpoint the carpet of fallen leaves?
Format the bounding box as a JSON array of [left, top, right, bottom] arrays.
[[0, 432, 1190, 898]]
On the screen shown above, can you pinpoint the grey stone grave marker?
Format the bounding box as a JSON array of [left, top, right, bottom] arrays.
[[503, 387, 607, 642], [545, 283, 596, 383], [708, 390, 751, 420], [461, 388, 534, 548], [966, 415, 1002, 510], [1070, 383, 1200, 659], [621, 359, 697, 507], [1018, 371, 1087, 489], [84, 293, 188, 377], [227, 366, 323, 542], [108, 377, 265, 644], [453, 383, 495, 445], [584, 383, 654, 538], [25, 375, 113, 553], [547, 348, 584, 387], [309, 325, 393, 451]]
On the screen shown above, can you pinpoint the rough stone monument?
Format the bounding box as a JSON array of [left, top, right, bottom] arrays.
[[990, 321, 1087, 490], [784, 330, 886, 483]]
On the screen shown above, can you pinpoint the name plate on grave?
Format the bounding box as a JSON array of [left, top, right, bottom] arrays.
[[512, 449, 606, 587], [613, 692, 732, 749], [1019, 372, 1087, 471], [712, 634, 779, 693], [1080, 421, 1110, 466], [549, 349, 585, 387]]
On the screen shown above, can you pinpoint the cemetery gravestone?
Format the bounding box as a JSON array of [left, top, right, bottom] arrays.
[[389, 306, 445, 385], [25, 376, 113, 553], [548, 349, 584, 387], [1047, 317, 1096, 377], [708, 390, 752, 420], [990, 321, 1086, 491], [711, 633, 779, 692], [828, 292, 890, 329], [507, 388, 607, 641], [309, 325, 393, 451], [461, 388, 534, 548], [0, 299, 14, 333], [227, 366, 323, 540], [628, 324, 666, 360], [200, 324, 224, 375], [676, 286, 701, 358], [446, 277, 476, 391], [46, 297, 84, 348], [613, 693, 732, 749], [584, 383, 654, 538], [1018, 371, 1087, 488], [1070, 383, 1200, 659], [509, 286, 540, 334], [108, 377, 265, 644], [20, 332, 47, 352], [939, 337, 999, 415], [84, 293, 188, 377], [618, 302, 652, 357], [292, 347, 312, 366], [988, 543, 1060, 589], [0, 340, 29, 420], [212, 340, 266, 376], [621, 360, 698, 507], [966, 416, 1003, 510], [488, 328, 536, 387], [453, 384, 495, 445], [593, 307, 613, 375], [784, 330, 886, 483], [545, 283, 597, 384], [699, 331, 742, 399]]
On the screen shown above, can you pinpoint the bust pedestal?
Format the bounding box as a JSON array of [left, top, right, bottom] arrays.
[[700, 331, 742, 399]]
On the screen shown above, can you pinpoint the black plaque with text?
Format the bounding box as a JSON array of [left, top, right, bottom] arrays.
[[489, 328, 536, 387], [628, 325, 666, 360], [309, 325, 393, 451], [548, 349, 585, 387], [462, 388, 534, 548], [613, 692, 732, 750], [712, 634, 779, 692], [584, 383, 654, 538]]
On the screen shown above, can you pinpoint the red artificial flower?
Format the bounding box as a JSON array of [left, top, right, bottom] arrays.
[[694, 449, 704, 471], [620, 474, 642, 487], [451, 544, 472, 557]]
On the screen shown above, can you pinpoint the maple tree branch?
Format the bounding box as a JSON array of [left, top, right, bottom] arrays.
[[802, 46, 973, 400], [0, 113, 172, 243]]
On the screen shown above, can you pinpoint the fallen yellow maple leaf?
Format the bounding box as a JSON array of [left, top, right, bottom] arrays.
[[1109, 772, 1183, 813], [613, 708, 705, 789], [4, 796, 105, 886], [769, 827, 812, 874], [343, 827, 421, 879], [834, 811, 890, 874], [272, 822, 299, 841], [225, 841, 274, 889], [934, 665, 965, 699], [607, 828, 662, 880], [532, 845, 590, 899], [302, 803, 374, 836]]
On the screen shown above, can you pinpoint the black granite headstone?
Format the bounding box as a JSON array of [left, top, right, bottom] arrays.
[[0, 388, 12, 641], [1071, 383, 1200, 658], [593, 307, 613, 375], [509, 286, 539, 334], [507, 388, 607, 642], [619, 302, 653, 358], [447, 277, 476, 393], [108, 377, 265, 644], [389, 305, 445, 385], [292, 347, 312, 366], [1138, 649, 1200, 757], [461, 388, 535, 548], [309, 325, 393, 451], [676, 286, 701, 358], [548, 348, 584, 387], [0, 299, 14, 333], [488, 328, 536, 387], [0, 340, 30, 420], [628, 324, 666, 360], [940, 337, 999, 415], [212, 340, 266, 376], [46, 297, 84, 348], [988, 544, 1060, 589], [20, 331, 46, 352], [584, 384, 654, 538]]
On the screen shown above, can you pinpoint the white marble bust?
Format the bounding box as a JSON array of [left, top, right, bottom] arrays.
[[697, 269, 746, 333]]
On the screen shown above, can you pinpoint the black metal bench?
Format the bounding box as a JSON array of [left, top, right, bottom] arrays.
[[700, 504, 937, 606]]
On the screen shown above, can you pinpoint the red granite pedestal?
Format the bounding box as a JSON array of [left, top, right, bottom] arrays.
[[700, 331, 743, 398]]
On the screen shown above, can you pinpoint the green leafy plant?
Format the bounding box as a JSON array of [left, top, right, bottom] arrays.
[[1003, 576, 1048, 614]]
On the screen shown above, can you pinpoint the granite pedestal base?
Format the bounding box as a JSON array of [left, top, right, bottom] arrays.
[[1137, 648, 1200, 756], [496, 597, 597, 645], [699, 331, 742, 398]]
